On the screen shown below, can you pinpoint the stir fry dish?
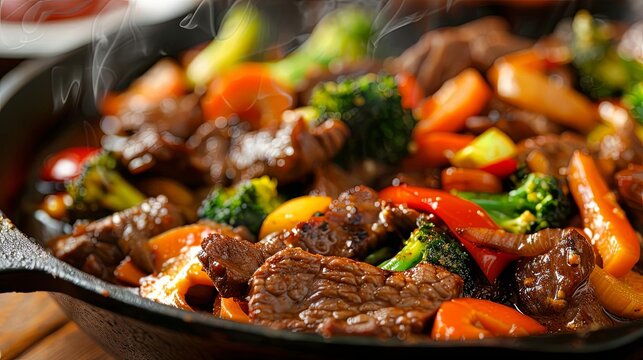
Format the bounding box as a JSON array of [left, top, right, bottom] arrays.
[[36, 5, 643, 341]]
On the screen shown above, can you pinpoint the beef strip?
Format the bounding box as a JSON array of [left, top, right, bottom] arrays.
[[198, 186, 407, 297], [514, 229, 613, 332], [227, 115, 349, 184], [101, 94, 203, 139], [188, 113, 349, 185], [615, 165, 643, 232], [51, 196, 184, 278], [392, 16, 531, 94], [516, 132, 588, 182], [248, 248, 463, 339]]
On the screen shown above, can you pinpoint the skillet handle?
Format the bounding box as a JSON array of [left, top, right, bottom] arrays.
[[0, 215, 74, 293]]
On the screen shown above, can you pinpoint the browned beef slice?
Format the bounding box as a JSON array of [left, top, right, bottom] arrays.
[[248, 248, 463, 339], [198, 186, 404, 297], [263, 185, 387, 258], [514, 229, 613, 332], [51, 196, 184, 278], [198, 234, 267, 298]]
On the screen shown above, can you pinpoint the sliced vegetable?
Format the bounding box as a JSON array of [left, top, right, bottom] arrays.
[[139, 247, 214, 311], [457, 227, 565, 256], [101, 59, 186, 116], [41, 147, 100, 182], [431, 298, 546, 340], [590, 266, 643, 319], [415, 68, 491, 136], [441, 167, 503, 193], [480, 158, 519, 178], [186, 4, 263, 87], [488, 61, 598, 133], [395, 72, 424, 109], [41, 193, 71, 220], [201, 64, 293, 128], [379, 185, 518, 283], [258, 195, 331, 239], [148, 224, 215, 272], [568, 151, 640, 277], [451, 128, 516, 169], [219, 297, 250, 323], [405, 132, 474, 169], [114, 257, 145, 287]]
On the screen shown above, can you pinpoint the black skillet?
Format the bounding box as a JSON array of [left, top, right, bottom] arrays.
[[1, 1, 642, 358]]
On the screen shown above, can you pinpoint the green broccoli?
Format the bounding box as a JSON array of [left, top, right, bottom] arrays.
[[66, 152, 145, 212], [310, 73, 416, 165], [198, 176, 282, 234], [455, 173, 571, 234], [269, 6, 372, 88], [379, 222, 474, 293], [624, 82, 643, 125], [571, 10, 637, 99]]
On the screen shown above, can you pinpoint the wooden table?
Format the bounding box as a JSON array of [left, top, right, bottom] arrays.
[[0, 292, 112, 360]]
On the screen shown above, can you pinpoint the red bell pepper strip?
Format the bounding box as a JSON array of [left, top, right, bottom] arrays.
[[379, 185, 519, 283], [395, 72, 424, 109], [41, 147, 100, 182], [480, 158, 519, 178]]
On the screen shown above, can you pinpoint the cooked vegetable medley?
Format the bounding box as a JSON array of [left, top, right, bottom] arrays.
[[36, 4, 643, 342]]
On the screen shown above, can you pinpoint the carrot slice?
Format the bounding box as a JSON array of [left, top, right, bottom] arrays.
[[395, 72, 424, 109], [414, 68, 491, 136], [220, 297, 250, 323], [148, 224, 215, 272], [567, 151, 640, 277], [441, 167, 503, 193], [114, 257, 145, 287], [201, 63, 293, 129], [405, 132, 474, 170], [431, 298, 546, 340]]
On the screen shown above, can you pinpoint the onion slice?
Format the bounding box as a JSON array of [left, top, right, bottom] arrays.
[[590, 266, 643, 319], [456, 227, 567, 256]]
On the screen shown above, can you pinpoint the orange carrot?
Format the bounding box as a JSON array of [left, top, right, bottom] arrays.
[[114, 257, 145, 286], [441, 167, 503, 193], [405, 132, 474, 169], [219, 297, 250, 323], [414, 68, 491, 136], [591, 267, 643, 319], [101, 58, 186, 116], [567, 151, 640, 277], [488, 62, 598, 133], [148, 224, 215, 272], [395, 72, 424, 109], [432, 298, 546, 340], [201, 63, 293, 129]]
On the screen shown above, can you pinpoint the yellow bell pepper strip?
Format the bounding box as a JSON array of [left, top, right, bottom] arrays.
[[590, 267, 643, 319], [488, 60, 598, 133], [451, 128, 517, 169], [567, 151, 640, 277], [432, 298, 546, 340], [414, 68, 491, 136], [258, 195, 331, 239]]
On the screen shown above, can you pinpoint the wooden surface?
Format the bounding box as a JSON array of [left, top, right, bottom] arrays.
[[0, 292, 112, 360]]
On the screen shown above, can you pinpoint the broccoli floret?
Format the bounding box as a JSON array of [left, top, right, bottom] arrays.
[[269, 6, 372, 87], [198, 176, 282, 234], [66, 151, 145, 212], [310, 73, 416, 165], [455, 173, 571, 234], [624, 82, 643, 125], [571, 10, 633, 99], [379, 222, 474, 293]]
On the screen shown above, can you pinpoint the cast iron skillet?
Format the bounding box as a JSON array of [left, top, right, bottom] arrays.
[[1, 1, 642, 358]]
